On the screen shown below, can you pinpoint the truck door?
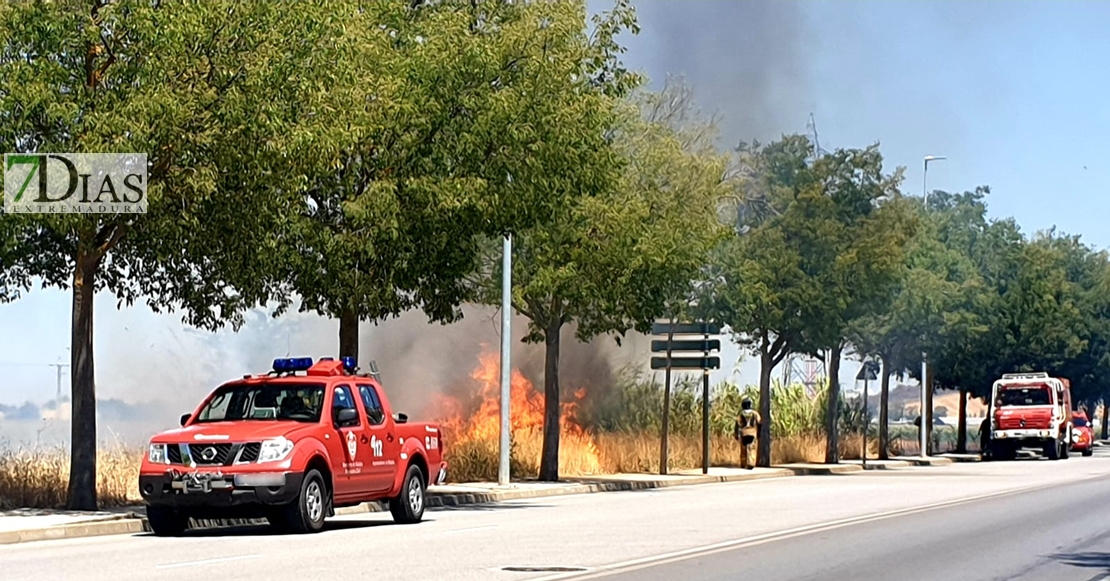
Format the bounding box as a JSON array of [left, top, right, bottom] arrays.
[[358, 383, 399, 492], [330, 384, 376, 497]]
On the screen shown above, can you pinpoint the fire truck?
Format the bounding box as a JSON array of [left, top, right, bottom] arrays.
[[981, 372, 1073, 461]]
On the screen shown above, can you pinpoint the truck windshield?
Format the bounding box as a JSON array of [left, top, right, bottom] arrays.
[[1074, 417, 1089, 428], [194, 383, 326, 423], [997, 386, 1051, 406]]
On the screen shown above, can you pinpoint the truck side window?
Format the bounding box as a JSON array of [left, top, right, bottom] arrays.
[[332, 385, 359, 427], [358, 384, 385, 426]]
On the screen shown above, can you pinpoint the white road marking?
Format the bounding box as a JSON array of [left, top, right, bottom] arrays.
[[522, 474, 1107, 581], [445, 524, 500, 534], [155, 554, 260, 569]]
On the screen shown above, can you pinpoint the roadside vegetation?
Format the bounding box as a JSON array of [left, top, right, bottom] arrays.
[[2, 0, 1108, 510]]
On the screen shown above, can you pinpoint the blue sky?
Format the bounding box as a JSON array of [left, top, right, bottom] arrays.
[[1, 1, 1108, 435]]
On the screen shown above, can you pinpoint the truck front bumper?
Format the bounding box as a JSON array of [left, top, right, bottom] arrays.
[[139, 470, 303, 518], [993, 429, 1054, 440]]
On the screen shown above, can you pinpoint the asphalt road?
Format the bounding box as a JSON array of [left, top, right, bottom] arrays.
[[6, 451, 1110, 581]]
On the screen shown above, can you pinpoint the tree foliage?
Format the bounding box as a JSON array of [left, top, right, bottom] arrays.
[[471, 77, 731, 480], [0, 0, 382, 509], [701, 136, 916, 466], [267, 0, 639, 359]]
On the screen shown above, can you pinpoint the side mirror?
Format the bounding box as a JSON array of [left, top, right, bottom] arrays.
[[335, 408, 358, 425], [394, 412, 408, 424], [180, 413, 191, 427]]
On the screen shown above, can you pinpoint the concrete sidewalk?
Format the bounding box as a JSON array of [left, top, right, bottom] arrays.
[[0, 459, 964, 546]]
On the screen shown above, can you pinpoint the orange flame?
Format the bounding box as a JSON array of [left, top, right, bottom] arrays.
[[428, 344, 601, 475]]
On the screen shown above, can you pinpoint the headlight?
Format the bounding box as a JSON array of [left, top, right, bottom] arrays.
[[148, 443, 168, 464], [258, 437, 294, 463]]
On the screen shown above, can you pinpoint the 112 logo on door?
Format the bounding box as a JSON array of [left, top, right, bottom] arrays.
[[370, 435, 383, 457]]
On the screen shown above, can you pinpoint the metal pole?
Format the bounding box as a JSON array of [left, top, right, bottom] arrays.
[[659, 321, 674, 475], [920, 355, 928, 458], [862, 374, 869, 468], [701, 326, 711, 474], [920, 156, 932, 459], [498, 233, 512, 486]]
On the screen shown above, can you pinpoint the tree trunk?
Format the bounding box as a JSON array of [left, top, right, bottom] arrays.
[[339, 308, 359, 359], [878, 354, 891, 460], [956, 387, 968, 453], [757, 346, 774, 468], [67, 251, 100, 511], [1096, 399, 1105, 442], [824, 343, 843, 464], [538, 319, 563, 481]]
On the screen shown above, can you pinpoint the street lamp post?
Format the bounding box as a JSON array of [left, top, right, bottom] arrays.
[[920, 155, 946, 458]]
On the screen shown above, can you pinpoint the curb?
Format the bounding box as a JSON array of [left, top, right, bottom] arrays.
[[777, 463, 864, 475], [0, 517, 146, 545], [1, 458, 968, 546]]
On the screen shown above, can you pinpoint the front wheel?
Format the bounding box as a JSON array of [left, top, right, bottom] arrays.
[[279, 469, 328, 533], [390, 464, 426, 524], [146, 505, 189, 537], [1045, 439, 1061, 460]]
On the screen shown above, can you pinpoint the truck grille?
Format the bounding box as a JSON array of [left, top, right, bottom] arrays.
[[163, 442, 262, 466], [238, 442, 262, 463], [190, 444, 234, 465], [997, 417, 1050, 430]]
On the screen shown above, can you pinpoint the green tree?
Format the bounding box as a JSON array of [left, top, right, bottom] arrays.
[[849, 189, 990, 456], [701, 136, 815, 467], [271, 0, 642, 358], [0, 0, 375, 509], [788, 146, 916, 464], [703, 136, 914, 466], [472, 79, 730, 481]]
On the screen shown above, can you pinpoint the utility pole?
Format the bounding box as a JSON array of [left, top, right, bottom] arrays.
[[49, 362, 69, 402], [498, 233, 513, 486], [920, 155, 946, 457]]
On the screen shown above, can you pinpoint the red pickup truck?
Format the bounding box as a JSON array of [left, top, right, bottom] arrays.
[[139, 357, 447, 536]]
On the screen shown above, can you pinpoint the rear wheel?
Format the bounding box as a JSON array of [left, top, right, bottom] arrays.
[[1083, 448, 1094, 457], [146, 506, 189, 537], [278, 469, 328, 533], [390, 464, 426, 524]]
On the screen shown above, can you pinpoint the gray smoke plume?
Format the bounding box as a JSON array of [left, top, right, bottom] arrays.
[[361, 304, 653, 423], [618, 0, 815, 148]]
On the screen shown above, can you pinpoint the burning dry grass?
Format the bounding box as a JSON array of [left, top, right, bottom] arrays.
[[0, 443, 142, 509], [444, 429, 881, 481], [0, 348, 892, 508], [0, 430, 884, 508]]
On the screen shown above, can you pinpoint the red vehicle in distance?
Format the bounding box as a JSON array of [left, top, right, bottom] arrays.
[[1071, 409, 1095, 456], [981, 372, 1073, 461], [138, 356, 447, 536]]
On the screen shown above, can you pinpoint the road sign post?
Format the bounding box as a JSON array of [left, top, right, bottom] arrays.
[[651, 321, 721, 475], [856, 361, 880, 468]]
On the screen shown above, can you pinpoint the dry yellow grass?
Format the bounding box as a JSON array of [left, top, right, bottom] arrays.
[[0, 430, 883, 509], [0, 444, 141, 509]]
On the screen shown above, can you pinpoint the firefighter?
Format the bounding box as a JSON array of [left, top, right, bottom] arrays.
[[735, 397, 761, 469]]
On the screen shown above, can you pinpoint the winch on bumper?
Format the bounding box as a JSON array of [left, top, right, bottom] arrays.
[[140, 469, 303, 518]]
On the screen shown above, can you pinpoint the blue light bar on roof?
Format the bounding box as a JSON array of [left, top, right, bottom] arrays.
[[340, 356, 357, 371], [273, 357, 314, 372]]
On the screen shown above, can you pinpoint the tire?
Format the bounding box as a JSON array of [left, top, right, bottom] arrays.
[[390, 464, 426, 525], [1045, 439, 1061, 460], [1061, 439, 1070, 459], [279, 469, 328, 533], [146, 505, 189, 537]]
